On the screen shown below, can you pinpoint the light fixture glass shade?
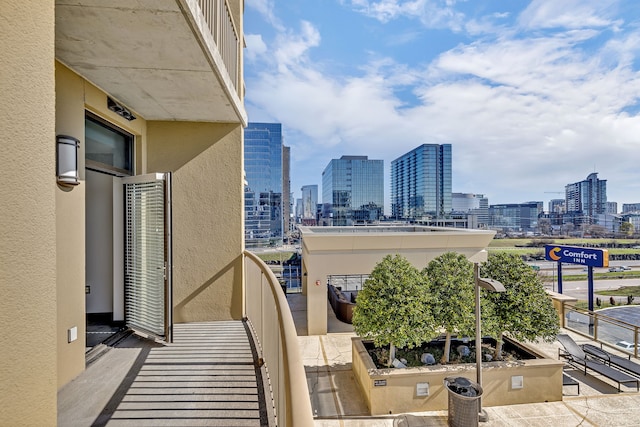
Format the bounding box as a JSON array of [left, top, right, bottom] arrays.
[[56, 135, 80, 185]]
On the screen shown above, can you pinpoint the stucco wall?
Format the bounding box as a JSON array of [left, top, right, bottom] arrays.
[[147, 122, 244, 322], [301, 227, 495, 335], [0, 1, 57, 425], [352, 338, 564, 415], [54, 63, 149, 387], [55, 63, 88, 388]]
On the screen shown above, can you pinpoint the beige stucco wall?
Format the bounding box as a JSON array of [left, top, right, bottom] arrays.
[[53, 64, 244, 382], [0, 1, 58, 425], [301, 227, 495, 335], [1, 2, 245, 423], [352, 338, 564, 415], [55, 63, 87, 388], [147, 122, 244, 322], [54, 63, 149, 387]]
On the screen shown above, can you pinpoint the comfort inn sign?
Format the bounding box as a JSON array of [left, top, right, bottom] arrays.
[[544, 245, 609, 268]]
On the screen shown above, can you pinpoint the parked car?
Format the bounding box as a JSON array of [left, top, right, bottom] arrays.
[[615, 341, 637, 351], [609, 265, 631, 272]]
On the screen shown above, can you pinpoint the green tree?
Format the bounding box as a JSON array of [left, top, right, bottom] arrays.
[[537, 218, 552, 236], [423, 252, 475, 363], [352, 254, 438, 367], [620, 221, 635, 237], [480, 252, 560, 360]]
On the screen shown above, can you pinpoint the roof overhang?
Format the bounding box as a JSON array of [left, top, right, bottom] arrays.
[[299, 225, 496, 255], [55, 0, 246, 124]]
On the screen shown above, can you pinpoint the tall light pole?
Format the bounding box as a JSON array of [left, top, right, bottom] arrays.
[[474, 263, 505, 422]]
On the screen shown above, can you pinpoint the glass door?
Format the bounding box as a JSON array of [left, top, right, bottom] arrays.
[[121, 173, 172, 341]]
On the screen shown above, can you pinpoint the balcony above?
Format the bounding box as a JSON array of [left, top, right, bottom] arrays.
[[56, 0, 246, 125]]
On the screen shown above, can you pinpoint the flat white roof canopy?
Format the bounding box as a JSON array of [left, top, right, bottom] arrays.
[[298, 225, 496, 335]]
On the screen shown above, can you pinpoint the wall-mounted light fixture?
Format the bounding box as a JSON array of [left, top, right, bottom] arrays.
[[56, 135, 80, 186], [107, 97, 136, 121]]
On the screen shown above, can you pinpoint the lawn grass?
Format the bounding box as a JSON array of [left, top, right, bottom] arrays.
[[490, 238, 640, 248], [595, 285, 640, 297], [547, 271, 640, 282], [254, 251, 296, 263], [574, 301, 640, 310], [489, 238, 640, 257]]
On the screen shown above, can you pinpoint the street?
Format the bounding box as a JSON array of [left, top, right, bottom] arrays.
[[549, 277, 638, 301]]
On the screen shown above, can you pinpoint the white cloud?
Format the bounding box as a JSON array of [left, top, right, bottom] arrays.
[[245, 1, 640, 206], [245, 34, 267, 62], [273, 21, 321, 72], [345, 0, 466, 31], [518, 0, 622, 30], [245, 0, 284, 31]]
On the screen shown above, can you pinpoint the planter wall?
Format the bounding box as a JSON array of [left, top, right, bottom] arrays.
[[352, 337, 564, 415]]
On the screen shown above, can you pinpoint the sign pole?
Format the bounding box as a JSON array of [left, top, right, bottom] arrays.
[[557, 262, 562, 294], [588, 266, 595, 335], [587, 266, 594, 311]]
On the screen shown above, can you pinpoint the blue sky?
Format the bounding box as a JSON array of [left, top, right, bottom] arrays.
[[244, 0, 640, 212]]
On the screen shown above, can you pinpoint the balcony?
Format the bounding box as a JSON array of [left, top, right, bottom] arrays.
[[58, 252, 313, 427], [55, 0, 246, 124]]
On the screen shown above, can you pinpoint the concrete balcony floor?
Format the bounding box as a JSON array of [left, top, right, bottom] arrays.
[[58, 321, 268, 426]]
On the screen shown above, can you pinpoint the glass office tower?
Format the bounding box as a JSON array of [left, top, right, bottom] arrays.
[[301, 185, 318, 225], [322, 156, 384, 226], [244, 123, 283, 247], [391, 144, 452, 220], [565, 172, 607, 224]]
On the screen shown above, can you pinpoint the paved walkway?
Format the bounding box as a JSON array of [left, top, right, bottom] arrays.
[[58, 321, 268, 426], [287, 293, 640, 427]]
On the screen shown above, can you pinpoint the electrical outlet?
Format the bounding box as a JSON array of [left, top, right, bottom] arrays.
[[85, 285, 90, 294]]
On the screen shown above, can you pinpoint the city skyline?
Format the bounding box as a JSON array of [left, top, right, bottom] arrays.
[[244, 1, 640, 208]]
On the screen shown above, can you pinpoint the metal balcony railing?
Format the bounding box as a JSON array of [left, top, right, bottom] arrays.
[[562, 301, 639, 359], [197, 0, 240, 95], [243, 251, 314, 427]]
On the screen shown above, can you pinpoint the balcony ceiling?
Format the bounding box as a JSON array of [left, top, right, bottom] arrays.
[[56, 0, 242, 123]]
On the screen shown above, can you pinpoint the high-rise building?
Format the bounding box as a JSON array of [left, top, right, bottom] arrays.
[[565, 172, 607, 224], [623, 203, 640, 213], [283, 145, 291, 235], [301, 185, 318, 225], [452, 193, 489, 227], [244, 122, 284, 247], [489, 202, 543, 232], [391, 144, 452, 220], [549, 199, 565, 214], [295, 198, 303, 220], [322, 156, 384, 226]]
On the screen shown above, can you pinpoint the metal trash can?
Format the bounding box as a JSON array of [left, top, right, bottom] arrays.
[[444, 376, 483, 427]]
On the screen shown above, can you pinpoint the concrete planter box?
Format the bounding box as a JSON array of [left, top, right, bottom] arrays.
[[352, 337, 564, 415]]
